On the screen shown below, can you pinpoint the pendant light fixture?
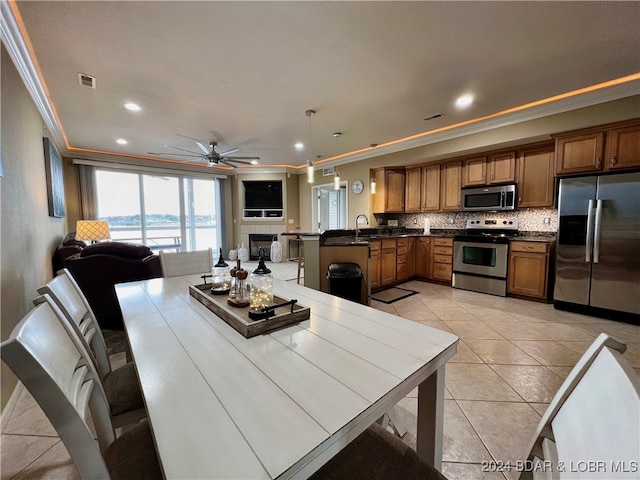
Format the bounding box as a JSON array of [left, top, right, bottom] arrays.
[[305, 109, 315, 183], [334, 171, 341, 190], [370, 144, 378, 194]]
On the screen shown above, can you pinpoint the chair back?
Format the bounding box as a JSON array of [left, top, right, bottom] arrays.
[[1, 300, 115, 478], [37, 269, 111, 378], [520, 333, 640, 479], [159, 248, 213, 277]]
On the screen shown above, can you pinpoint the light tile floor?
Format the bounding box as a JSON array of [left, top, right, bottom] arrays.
[[2, 278, 639, 479]]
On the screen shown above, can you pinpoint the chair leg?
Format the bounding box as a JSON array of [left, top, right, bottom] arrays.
[[296, 240, 304, 284]]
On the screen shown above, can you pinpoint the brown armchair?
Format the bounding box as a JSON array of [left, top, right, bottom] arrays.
[[63, 242, 162, 330]]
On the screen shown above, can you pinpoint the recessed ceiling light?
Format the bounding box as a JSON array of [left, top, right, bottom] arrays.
[[455, 94, 474, 109], [250, 160, 259, 165], [116, 138, 128, 145], [124, 103, 141, 111], [294, 142, 304, 150]]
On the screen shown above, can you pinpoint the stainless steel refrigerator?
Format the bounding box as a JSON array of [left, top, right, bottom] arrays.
[[555, 171, 640, 318]]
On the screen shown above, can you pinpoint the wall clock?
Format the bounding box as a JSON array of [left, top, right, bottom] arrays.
[[351, 179, 364, 195]]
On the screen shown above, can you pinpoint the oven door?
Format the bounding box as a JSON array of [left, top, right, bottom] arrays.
[[453, 240, 509, 278]]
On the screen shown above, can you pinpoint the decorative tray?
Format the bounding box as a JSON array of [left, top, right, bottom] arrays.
[[189, 283, 310, 338]]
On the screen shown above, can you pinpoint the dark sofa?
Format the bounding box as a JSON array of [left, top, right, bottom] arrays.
[[62, 240, 162, 330]]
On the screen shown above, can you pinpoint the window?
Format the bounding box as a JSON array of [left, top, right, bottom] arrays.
[[95, 169, 224, 253]]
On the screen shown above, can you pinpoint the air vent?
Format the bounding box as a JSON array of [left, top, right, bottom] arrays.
[[322, 167, 335, 176], [78, 73, 96, 89], [424, 113, 444, 121]]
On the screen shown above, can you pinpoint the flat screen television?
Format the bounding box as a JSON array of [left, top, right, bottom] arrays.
[[243, 180, 283, 209]]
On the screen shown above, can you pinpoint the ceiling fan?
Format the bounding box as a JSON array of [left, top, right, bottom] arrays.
[[148, 138, 260, 167]]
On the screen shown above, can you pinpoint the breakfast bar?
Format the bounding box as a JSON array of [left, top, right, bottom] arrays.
[[116, 275, 458, 479]]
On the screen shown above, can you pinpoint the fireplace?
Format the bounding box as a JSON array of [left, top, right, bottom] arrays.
[[248, 234, 274, 261]]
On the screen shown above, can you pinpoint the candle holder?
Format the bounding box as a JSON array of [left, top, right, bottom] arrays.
[[211, 248, 231, 295], [248, 248, 273, 320]]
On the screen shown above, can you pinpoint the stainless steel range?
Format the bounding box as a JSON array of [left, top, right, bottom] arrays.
[[452, 219, 519, 296]]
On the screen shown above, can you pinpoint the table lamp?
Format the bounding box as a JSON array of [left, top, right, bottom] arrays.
[[75, 220, 111, 243]]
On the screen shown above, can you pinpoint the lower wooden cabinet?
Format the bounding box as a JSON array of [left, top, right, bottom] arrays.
[[369, 240, 381, 291], [507, 241, 554, 301], [430, 238, 453, 283], [380, 239, 397, 287], [415, 237, 430, 278]]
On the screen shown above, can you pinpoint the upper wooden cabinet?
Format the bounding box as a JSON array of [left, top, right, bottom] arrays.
[[516, 145, 555, 208], [462, 153, 515, 187], [404, 166, 422, 212], [607, 122, 640, 171], [421, 164, 441, 211], [554, 119, 640, 176], [371, 167, 405, 213], [440, 161, 462, 210], [462, 157, 487, 186]]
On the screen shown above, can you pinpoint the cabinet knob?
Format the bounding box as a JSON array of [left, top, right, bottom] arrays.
[[610, 155, 617, 167], [595, 157, 601, 169]]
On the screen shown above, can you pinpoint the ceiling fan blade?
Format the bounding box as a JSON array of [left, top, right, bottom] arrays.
[[147, 152, 202, 157], [225, 159, 253, 165], [196, 141, 210, 154], [211, 130, 229, 147], [219, 148, 240, 157], [175, 133, 205, 143], [224, 156, 260, 160], [165, 144, 202, 155]]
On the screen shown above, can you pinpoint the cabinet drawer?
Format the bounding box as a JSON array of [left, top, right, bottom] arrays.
[[433, 254, 452, 264], [433, 238, 453, 247], [381, 239, 397, 249], [369, 240, 381, 252], [433, 246, 453, 255], [397, 254, 407, 264], [432, 263, 452, 280], [396, 238, 409, 247], [397, 245, 408, 255], [510, 241, 549, 254]]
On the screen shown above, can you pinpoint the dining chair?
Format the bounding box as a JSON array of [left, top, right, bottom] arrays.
[[520, 333, 640, 480], [159, 247, 213, 277], [36, 271, 145, 428], [310, 422, 447, 480], [1, 300, 162, 480]]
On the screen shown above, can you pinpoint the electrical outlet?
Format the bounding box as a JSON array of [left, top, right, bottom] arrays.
[[288, 219, 294, 224], [543, 217, 551, 225], [450, 217, 455, 224]]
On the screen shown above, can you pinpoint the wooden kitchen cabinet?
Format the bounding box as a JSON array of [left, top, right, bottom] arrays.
[[462, 153, 515, 187], [462, 157, 487, 187], [507, 240, 553, 301], [421, 164, 441, 211], [404, 166, 422, 212], [554, 119, 640, 176], [606, 121, 640, 171], [415, 237, 430, 279], [369, 240, 381, 291], [516, 145, 555, 208], [396, 237, 412, 282], [489, 152, 516, 184], [380, 239, 397, 287], [430, 237, 453, 283], [440, 161, 462, 211], [372, 168, 406, 213]]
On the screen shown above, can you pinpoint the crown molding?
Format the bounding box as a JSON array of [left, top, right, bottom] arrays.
[[1, 1, 66, 153]]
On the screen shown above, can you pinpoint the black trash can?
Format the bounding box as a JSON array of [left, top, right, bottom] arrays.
[[327, 263, 363, 303]]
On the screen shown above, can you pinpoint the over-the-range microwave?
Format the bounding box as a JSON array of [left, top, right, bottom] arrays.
[[461, 184, 517, 211]]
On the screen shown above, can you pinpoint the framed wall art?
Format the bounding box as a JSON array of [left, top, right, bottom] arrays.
[[43, 137, 65, 217]]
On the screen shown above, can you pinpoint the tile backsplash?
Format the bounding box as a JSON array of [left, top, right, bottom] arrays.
[[376, 208, 558, 233]]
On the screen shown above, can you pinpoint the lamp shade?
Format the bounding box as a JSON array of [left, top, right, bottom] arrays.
[[75, 220, 111, 241]]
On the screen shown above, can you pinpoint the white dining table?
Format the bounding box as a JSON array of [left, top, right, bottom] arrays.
[[115, 275, 458, 479]]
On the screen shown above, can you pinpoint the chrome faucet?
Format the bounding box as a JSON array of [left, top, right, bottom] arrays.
[[355, 214, 369, 241]]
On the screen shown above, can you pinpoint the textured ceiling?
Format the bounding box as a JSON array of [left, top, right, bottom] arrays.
[[10, 1, 640, 171]]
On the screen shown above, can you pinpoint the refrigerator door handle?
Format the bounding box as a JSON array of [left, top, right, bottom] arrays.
[[593, 199, 603, 263], [585, 199, 595, 262]]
